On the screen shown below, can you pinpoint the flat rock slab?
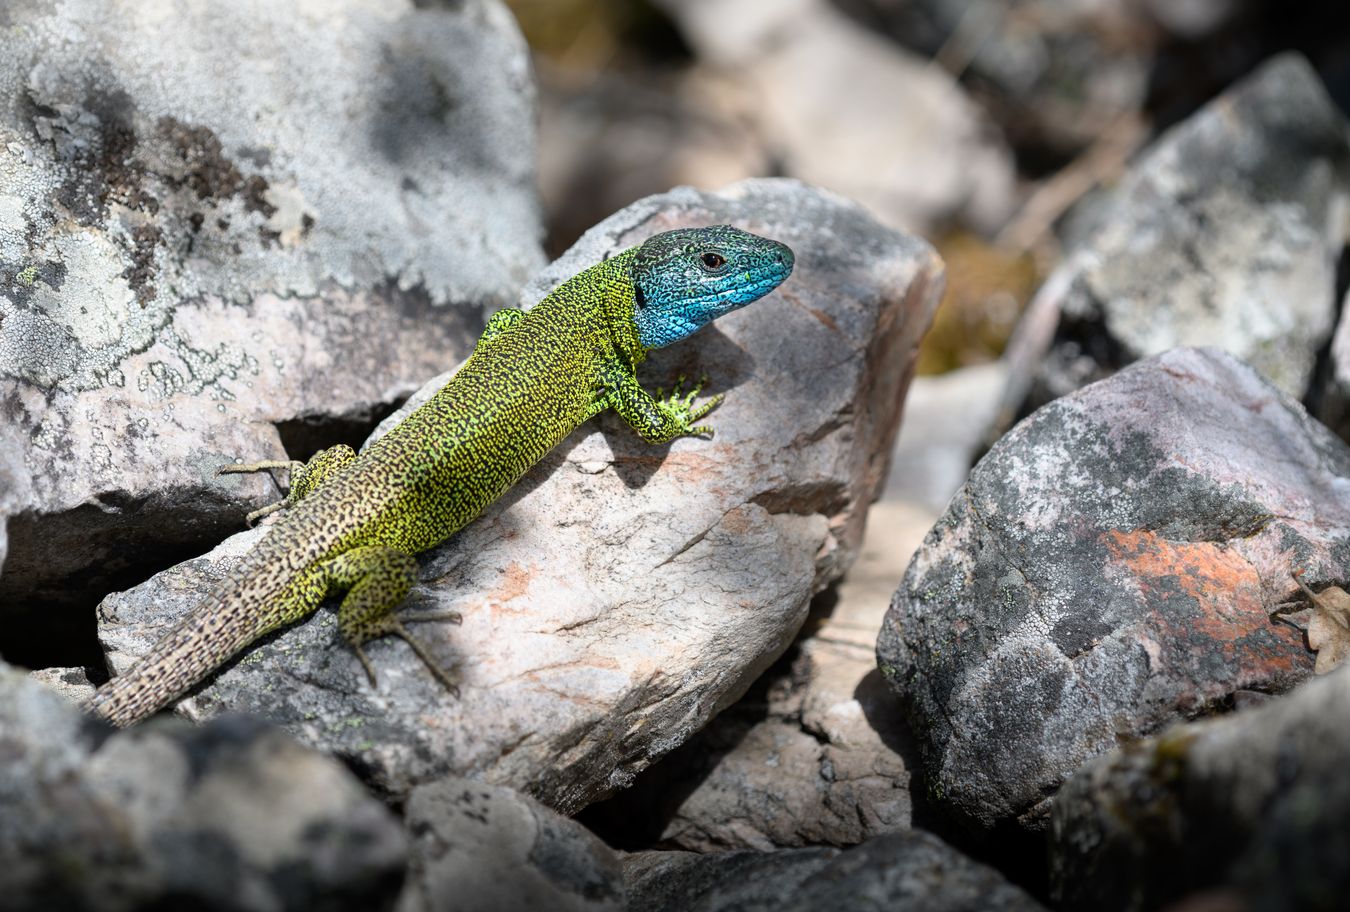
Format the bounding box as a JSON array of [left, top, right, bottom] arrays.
[[1013, 53, 1350, 416], [99, 178, 944, 806], [878, 347, 1350, 834], [624, 830, 1047, 912], [1051, 664, 1350, 912], [0, 0, 541, 630], [1, 662, 406, 912]]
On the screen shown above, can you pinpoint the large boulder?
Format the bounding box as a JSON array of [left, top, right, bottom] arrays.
[[878, 347, 1348, 834], [0, 0, 542, 658], [0, 662, 407, 912], [97, 178, 944, 805], [1004, 53, 1350, 423], [1051, 664, 1350, 912]]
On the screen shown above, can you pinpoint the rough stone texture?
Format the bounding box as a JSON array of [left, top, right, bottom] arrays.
[[0, 0, 542, 639], [397, 777, 623, 912], [1051, 664, 1350, 912], [582, 501, 934, 851], [878, 347, 1350, 835], [0, 660, 407, 912], [1017, 53, 1350, 412], [624, 830, 1047, 912], [97, 178, 944, 805], [654, 0, 1015, 236]]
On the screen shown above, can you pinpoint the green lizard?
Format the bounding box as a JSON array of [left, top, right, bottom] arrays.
[[89, 225, 794, 727]]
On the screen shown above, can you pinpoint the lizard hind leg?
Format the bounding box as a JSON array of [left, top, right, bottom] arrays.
[[322, 545, 461, 696], [219, 444, 358, 524]]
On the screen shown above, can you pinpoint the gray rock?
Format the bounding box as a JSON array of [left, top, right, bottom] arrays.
[[97, 178, 945, 804], [0, 0, 542, 631], [27, 664, 96, 704], [397, 778, 623, 912], [1051, 664, 1350, 912], [624, 830, 1046, 912], [878, 347, 1348, 835], [884, 363, 1007, 511], [585, 502, 934, 852], [0, 661, 407, 912], [1018, 53, 1350, 412], [653, 0, 1015, 236]]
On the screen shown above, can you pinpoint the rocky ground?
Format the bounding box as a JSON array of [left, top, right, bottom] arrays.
[[4, 1, 1350, 910]]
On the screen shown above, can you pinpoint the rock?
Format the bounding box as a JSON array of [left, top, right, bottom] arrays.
[[877, 347, 1349, 835], [624, 829, 1047, 912], [1314, 285, 1350, 441], [653, 0, 1015, 236], [27, 664, 97, 704], [1050, 664, 1350, 912], [397, 778, 623, 912], [0, 661, 406, 912], [0, 0, 542, 649], [581, 501, 934, 851], [832, 0, 1156, 157], [97, 178, 944, 805], [884, 363, 1008, 511], [1015, 53, 1350, 415]]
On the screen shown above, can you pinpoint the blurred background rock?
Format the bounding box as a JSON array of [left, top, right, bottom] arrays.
[[507, 0, 1349, 382]]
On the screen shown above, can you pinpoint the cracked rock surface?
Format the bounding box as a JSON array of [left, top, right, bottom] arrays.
[[0, 661, 407, 912], [98, 178, 944, 805], [1050, 664, 1350, 912], [0, 0, 542, 637], [878, 347, 1349, 834], [1011, 53, 1350, 416]]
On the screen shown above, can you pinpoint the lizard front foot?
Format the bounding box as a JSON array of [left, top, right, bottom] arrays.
[[656, 374, 724, 438]]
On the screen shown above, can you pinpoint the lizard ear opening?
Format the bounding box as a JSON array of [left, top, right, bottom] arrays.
[[633, 283, 646, 310]]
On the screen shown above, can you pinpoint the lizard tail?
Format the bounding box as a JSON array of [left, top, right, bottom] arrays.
[[86, 571, 282, 727]]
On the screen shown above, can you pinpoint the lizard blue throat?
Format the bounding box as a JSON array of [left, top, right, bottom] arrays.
[[630, 225, 795, 350]]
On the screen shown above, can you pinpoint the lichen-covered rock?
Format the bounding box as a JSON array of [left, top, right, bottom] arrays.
[[624, 830, 1047, 912], [878, 347, 1349, 835], [397, 778, 623, 912], [0, 0, 542, 633], [97, 178, 944, 805], [0, 661, 406, 912], [1014, 53, 1350, 414], [1050, 664, 1350, 912]]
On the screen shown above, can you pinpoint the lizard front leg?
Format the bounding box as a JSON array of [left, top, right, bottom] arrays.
[[601, 363, 725, 444], [218, 444, 358, 524], [321, 545, 460, 695]]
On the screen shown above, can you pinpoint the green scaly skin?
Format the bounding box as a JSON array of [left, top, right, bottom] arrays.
[[89, 226, 794, 727]]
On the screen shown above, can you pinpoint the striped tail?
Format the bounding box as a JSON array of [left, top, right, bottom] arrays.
[[86, 565, 287, 727]]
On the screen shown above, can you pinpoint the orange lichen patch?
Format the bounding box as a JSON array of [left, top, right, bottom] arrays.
[[1101, 529, 1308, 674], [720, 506, 754, 535]]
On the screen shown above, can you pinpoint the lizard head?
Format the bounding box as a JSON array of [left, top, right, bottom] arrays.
[[629, 225, 794, 350]]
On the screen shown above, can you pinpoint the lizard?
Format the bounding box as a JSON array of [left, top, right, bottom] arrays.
[[87, 225, 795, 727]]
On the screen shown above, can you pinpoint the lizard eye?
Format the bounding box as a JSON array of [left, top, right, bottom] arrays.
[[700, 252, 726, 270]]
